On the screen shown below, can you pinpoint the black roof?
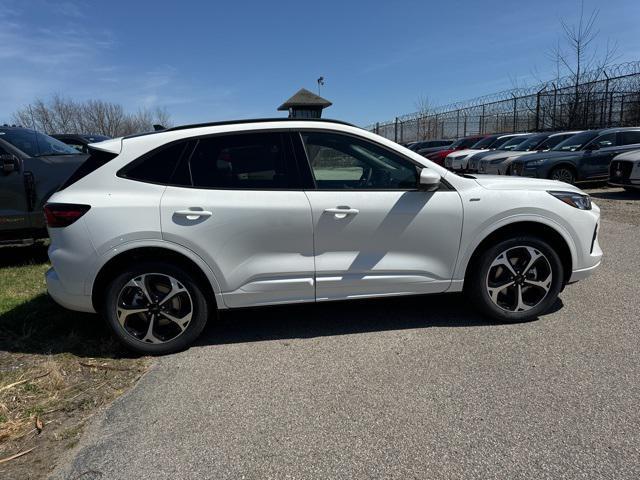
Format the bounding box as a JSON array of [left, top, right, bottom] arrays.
[[278, 89, 332, 111]]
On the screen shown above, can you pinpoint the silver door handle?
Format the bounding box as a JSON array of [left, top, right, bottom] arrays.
[[174, 209, 213, 218], [324, 207, 359, 216]]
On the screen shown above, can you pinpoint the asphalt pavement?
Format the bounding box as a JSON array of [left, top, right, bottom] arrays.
[[52, 188, 640, 480]]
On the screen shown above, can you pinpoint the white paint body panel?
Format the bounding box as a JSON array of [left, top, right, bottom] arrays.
[[305, 190, 463, 300], [160, 186, 315, 307], [44, 120, 602, 314]]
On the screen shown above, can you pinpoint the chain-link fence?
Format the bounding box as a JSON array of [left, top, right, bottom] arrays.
[[367, 62, 640, 143]]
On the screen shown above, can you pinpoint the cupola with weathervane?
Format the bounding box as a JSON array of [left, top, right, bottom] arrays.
[[278, 88, 332, 119]]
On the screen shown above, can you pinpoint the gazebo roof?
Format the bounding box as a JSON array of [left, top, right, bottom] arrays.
[[278, 88, 332, 111]]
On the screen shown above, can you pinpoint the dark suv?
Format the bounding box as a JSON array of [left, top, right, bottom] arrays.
[[510, 127, 640, 184], [52, 134, 111, 154], [0, 126, 86, 245]]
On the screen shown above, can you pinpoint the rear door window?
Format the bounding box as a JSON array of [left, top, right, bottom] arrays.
[[180, 132, 300, 189]]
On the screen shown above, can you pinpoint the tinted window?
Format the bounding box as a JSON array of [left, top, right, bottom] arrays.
[[621, 131, 640, 145], [497, 136, 529, 150], [302, 132, 418, 190], [124, 141, 190, 184], [513, 134, 548, 151], [0, 129, 78, 156], [187, 132, 294, 189], [471, 136, 499, 149], [537, 133, 574, 150], [552, 131, 599, 151], [591, 133, 617, 149]]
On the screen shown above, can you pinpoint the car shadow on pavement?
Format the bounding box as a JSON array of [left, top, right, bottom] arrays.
[[589, 189, 640, 201], [196, 293, 563, 347]]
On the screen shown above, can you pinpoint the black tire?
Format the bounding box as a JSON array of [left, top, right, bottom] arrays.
[[549, 166, 576, 185], [466, 236, 564, 323], [102, 262, 210, 354]]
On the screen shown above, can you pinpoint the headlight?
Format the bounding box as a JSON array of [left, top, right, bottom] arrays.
[[525, 159, 545, 169], [548, 191, 592, 210]]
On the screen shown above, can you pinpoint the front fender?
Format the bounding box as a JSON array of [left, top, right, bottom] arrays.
[[453, 212, 578, 280]]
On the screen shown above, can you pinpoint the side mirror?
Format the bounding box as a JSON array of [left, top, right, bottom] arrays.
[[585, 142, 600, 151], [0, 154, 19, 175], [418, 168, 441, 192]]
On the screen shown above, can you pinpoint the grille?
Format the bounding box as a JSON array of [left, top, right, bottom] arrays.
[[609, 160, 633, 180]]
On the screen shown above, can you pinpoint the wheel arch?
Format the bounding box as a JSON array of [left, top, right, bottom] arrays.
[[91, 243, 223, 312], [460, 219, 575, 287]]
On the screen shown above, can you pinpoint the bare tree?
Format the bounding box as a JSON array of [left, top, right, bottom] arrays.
[[548, 0, 618, 128], [12, 96, 172, 136], [413, 95, 433, 140]]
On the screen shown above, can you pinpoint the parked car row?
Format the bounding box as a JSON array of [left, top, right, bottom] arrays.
[[418, 126, 640, 185]]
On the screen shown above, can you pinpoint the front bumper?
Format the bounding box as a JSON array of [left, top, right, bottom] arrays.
[[46, 267, 95, 313], [569, 261, 601, 283]]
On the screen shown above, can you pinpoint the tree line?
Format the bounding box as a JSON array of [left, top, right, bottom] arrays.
[[12, 95, 172, 137]]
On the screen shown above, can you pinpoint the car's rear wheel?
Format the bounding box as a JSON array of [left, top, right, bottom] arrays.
[[103, 262, 209, 354], [467, 236, 564, 323], [550, 166, 575, 184]]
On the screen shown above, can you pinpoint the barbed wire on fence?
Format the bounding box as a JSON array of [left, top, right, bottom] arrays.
[[367, 61, 640, 143]]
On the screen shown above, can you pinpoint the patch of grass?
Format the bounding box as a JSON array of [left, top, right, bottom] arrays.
[[0, 245, 149, 479]]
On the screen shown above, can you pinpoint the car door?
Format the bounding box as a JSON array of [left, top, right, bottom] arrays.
[[581, 132, 618, 180], [160, 131, 315, 308], [296, 130, 463, 301], [0, 142, 30, 240]]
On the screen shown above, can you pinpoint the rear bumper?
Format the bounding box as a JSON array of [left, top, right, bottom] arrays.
[[46, 267, 95, 313]]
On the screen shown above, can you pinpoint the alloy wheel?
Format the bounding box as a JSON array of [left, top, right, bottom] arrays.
[[115, 273, 193, 344], [485, 246, 553, 312], [551, 168, 574, 184]]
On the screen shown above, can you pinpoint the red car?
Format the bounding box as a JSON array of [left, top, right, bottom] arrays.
[[424, 135, 487, 166]]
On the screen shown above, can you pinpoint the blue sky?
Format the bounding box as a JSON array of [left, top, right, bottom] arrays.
[[1, 0, 639, 127]]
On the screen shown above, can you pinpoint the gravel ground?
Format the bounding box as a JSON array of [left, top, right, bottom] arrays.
[[51, 187, 640, 480]]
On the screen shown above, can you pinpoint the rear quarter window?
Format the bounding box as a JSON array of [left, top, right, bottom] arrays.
[[119, 141, 191, 184]]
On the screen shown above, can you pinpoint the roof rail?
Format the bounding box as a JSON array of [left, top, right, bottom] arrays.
[[124, 117, 357, 139]]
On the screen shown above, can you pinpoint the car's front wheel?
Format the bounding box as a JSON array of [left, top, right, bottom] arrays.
[[102, 262, 210, 354], [467, 236, 564, 323], [550, 166, 576, 184]]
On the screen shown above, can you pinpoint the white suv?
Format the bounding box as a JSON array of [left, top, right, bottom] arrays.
[[45, 119, 602, 354]]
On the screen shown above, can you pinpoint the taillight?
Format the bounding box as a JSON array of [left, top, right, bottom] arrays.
[[44, 203, 91, 228]]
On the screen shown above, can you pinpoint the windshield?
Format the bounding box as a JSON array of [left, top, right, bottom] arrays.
[[470, 136, 498, 149], [490, 136, 519, 149], [0, 129, 80, 156], [552, 131, 599, 152], [497, 136, 530, 150], [513, 134, 547, 151], [537, 133, 575, 151]]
